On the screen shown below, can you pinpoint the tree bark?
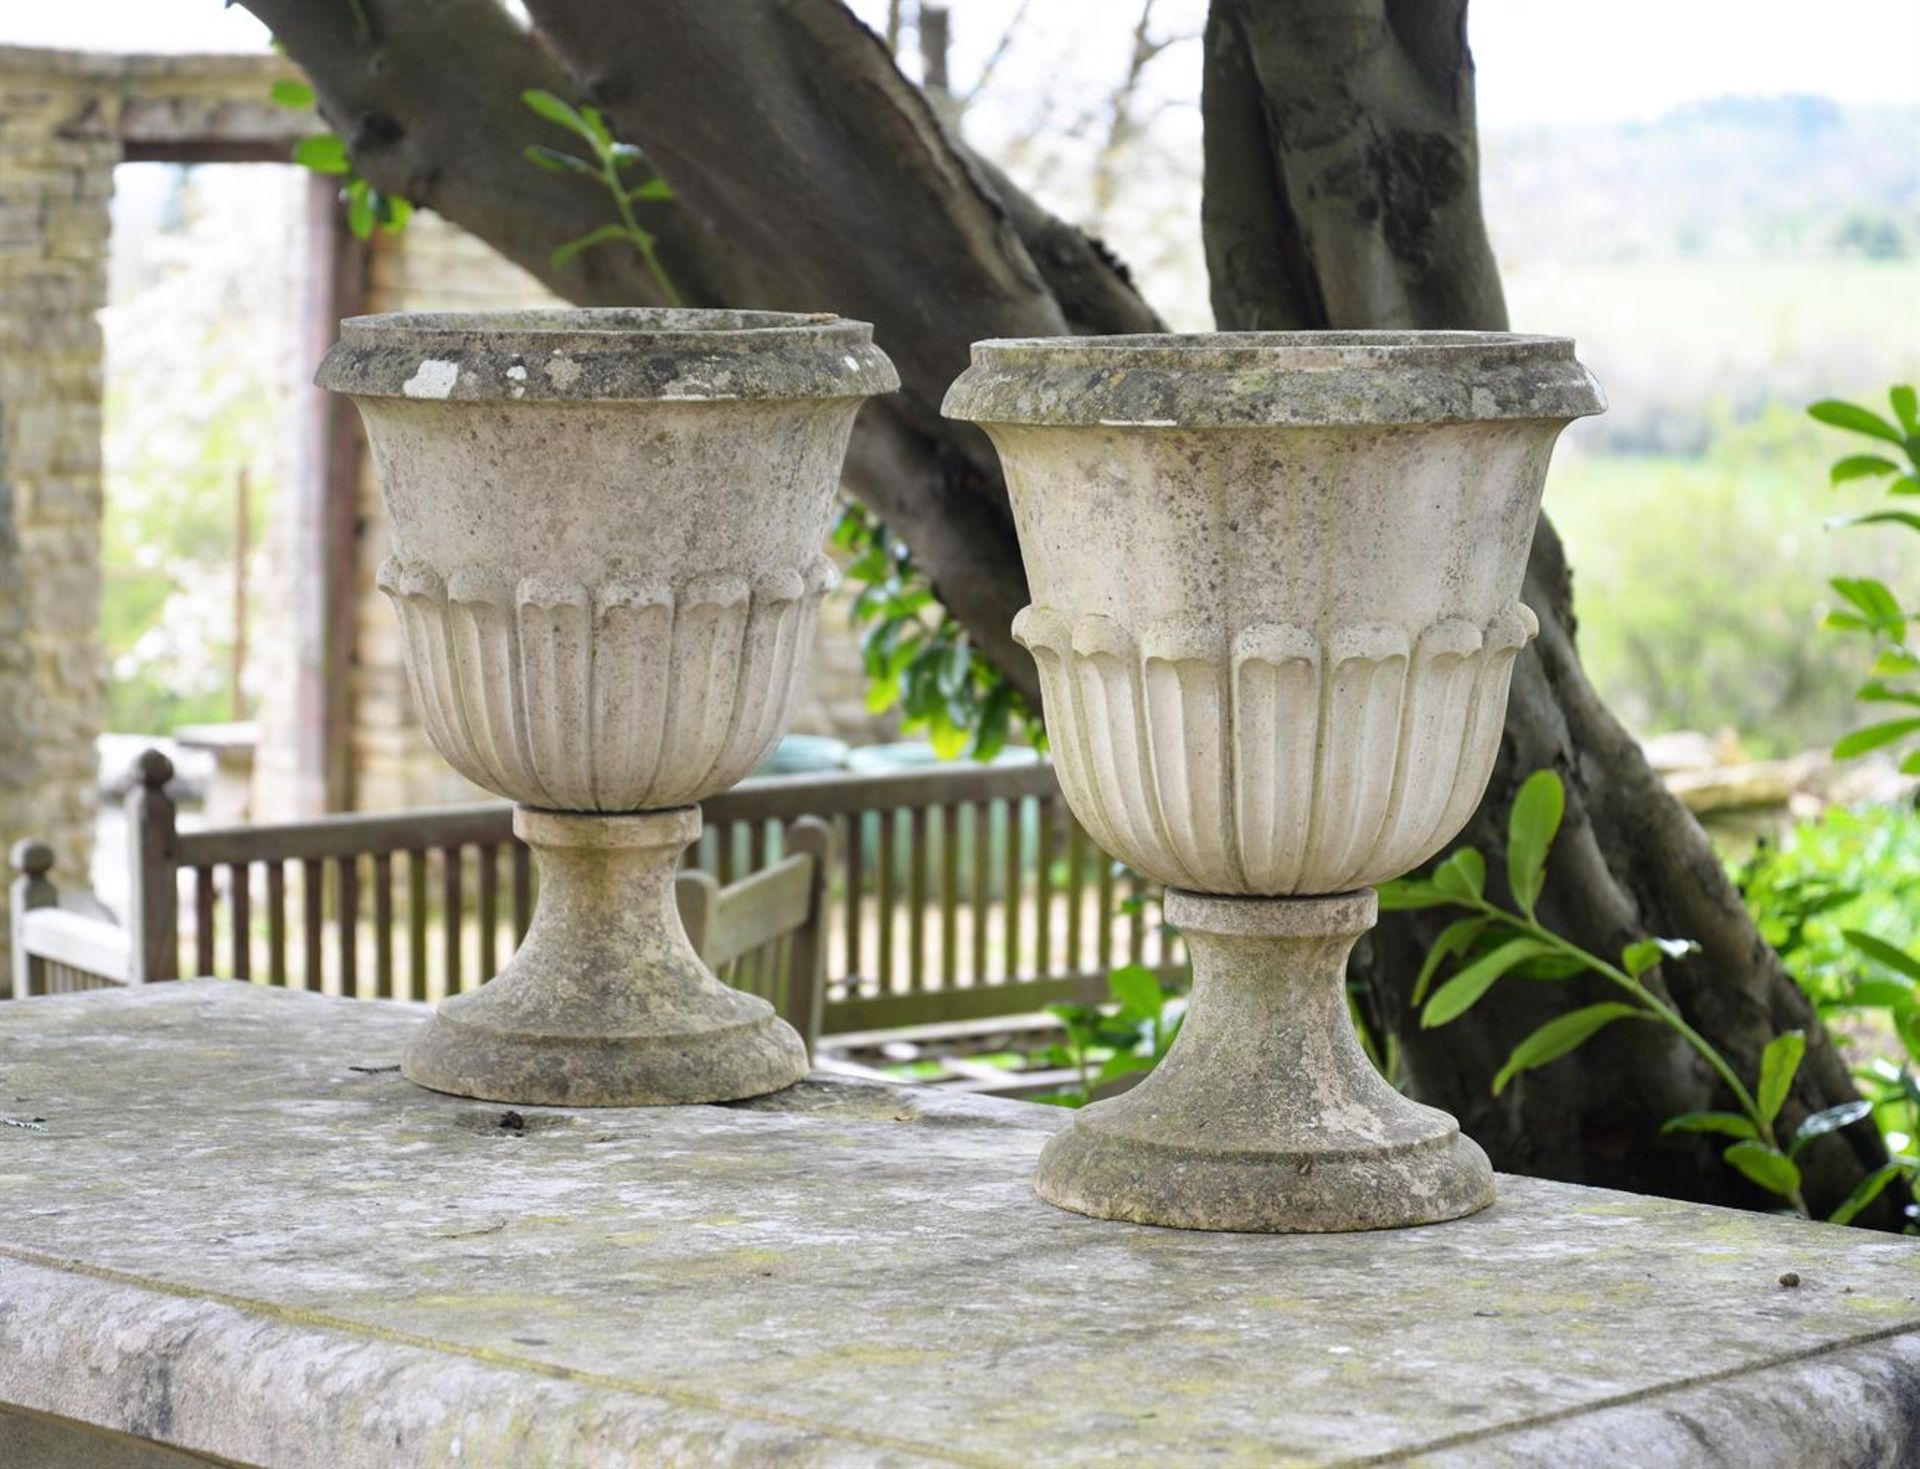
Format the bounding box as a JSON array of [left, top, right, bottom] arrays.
[[1203, 0, 1888, 1221], [254, 0, 1889, 1220]]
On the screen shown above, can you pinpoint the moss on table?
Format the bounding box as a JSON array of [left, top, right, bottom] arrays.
[[1, 982, 1915, 1466]]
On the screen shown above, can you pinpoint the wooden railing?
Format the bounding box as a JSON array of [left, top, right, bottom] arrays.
[[11, 750, 1184, 1039], [691, 761, 1185, 1032]]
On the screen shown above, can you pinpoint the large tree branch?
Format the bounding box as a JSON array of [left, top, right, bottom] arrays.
[[253, 0, 1164, 703], [239, 0, 783, 309], [527, 0, 1068, 411], [1204, 0, 1887, 1221]]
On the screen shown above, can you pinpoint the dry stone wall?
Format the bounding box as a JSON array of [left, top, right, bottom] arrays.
[[0, 46, 306, 974]]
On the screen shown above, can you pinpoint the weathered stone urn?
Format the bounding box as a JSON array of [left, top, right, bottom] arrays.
[[319, 309, 898, 1106], [946, 331, 1604, 1231]]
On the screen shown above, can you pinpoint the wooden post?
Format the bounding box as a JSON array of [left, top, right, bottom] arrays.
[[232, 465, 251, 721], [784, 816, 834, 1055], [9, 839, 57, 999], [125, 749, 180, 983], [294, 174, 368, 814]]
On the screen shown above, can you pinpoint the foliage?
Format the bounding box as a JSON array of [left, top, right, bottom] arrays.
[[272, 79, 414, 240], [102, 165, 291, 733], [1736, 803, 1920, 1228], [520, 91, 682, 303], [1810, 386, 1920, 775], [832, 501, 1041, 761], [1548, 408, 1911, 755], [1385, 771, 1893, 1224], [1033, 957, 1184, 1109]]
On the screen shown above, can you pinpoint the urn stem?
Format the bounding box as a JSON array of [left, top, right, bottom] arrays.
[[1035, 888, 1494, 1233]]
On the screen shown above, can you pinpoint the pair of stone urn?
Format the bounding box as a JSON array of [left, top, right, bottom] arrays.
[[321, 310, 1601, 1234]]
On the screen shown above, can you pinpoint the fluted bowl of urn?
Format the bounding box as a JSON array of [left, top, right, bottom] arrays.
[[320, 308, 897, 1106], [946, 331, 1603, 1231]]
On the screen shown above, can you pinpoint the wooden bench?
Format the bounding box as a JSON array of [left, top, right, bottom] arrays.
[[10, 750, 1187, 1050], [10, 750, 831, 1050]]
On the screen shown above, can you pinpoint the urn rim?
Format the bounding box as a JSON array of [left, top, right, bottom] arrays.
[[942, 329, 1605, 429], [317, 307, 900, 404]]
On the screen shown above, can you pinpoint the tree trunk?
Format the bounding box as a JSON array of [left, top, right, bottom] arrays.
[[1203, 0, 1888, 1221], [253, 0, 1889, 1221]]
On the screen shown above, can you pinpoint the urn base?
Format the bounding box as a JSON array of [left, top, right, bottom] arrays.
[[1034, 888, 1494, 1233], [402, 806, 809, 1107]]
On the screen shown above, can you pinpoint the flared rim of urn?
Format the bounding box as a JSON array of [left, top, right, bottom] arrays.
[[942, 329, 1605, 429], [316, 308, 900, 403]]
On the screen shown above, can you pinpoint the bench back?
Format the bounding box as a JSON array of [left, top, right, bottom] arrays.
[[12, 750, 1188, 1041]]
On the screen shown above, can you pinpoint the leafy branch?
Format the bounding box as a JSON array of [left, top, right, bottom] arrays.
[[273, 79, 414, 241], [1387, 770, 1887, 1223], [832, 501, 1041, 761], [521, 90, 682, 304], [1812, 386, 1920, 773], [1036, 959, 1183, 1108]]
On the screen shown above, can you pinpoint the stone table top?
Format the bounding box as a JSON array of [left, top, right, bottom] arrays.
[[1, 982, 1916, 1468]]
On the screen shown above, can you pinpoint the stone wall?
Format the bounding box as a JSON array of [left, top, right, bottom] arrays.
[[0, 46, 307, 972], [0, 54, 128, 965]]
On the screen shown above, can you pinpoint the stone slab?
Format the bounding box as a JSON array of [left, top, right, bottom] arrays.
[[0, 981, 1915, 1468]]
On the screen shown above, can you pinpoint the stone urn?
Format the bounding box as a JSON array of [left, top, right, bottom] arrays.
[[945, 331, 1603, 1231], [319, 309, 897, 1106]]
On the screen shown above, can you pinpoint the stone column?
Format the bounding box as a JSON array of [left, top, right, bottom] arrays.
[[0, 50, 117, 969]]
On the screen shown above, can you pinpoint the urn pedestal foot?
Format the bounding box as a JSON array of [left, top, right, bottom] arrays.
[[403, 806, 809, 1107], [1035, 888, 1493, 1233]]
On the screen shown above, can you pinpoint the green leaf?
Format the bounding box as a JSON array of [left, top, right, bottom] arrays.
[[522, 88, 598, 144], [1902, 748, 1920, 776], [292, 133, 350, 174], [1095, 1050, 1155, 1085], [1108, 963, 1162, 1021], [1512, 953, 1593, 981], [1492, 1003, 1643, 1096], [1505, 769, 1564, 916], [1757, 1030, 1806, 1126], [1857, 682, 1920, 707], [550, 222, 635, 270], [1837, 510, 1920, 535], [1843, 930, 1920, 982], [971, 683, 1012, 763], [1835, 717, 1920, 759], [1722, 1141, 1802, 1200], [1787, 1099, 1874, 1156], [1830, 576, 1904, 626], [1376, 880, 1453, 911], [524, 144, 596, 176], [1432, 848, 1487, 906], [1422, 939, 1554, 1028], [936, 640, 971, 698], [1809, 399, 1907, 447], [1829, 1161, 1913, 1226], [631, 176, 675, 201], [1411, 917, 1489, 1005], [1622, 936, 1700, 979], [1892, 475, 1920, 496], [927, 717, 969, 760], [1830, 453, 1900, 485], [344, 179, 374, 239], [1661, 1110, 1759, 1140], [578, 105, 615, 148], [1846, 978, 1918, 1008], [1891, 384, 1918, 437], [1871, 649, 1920, 677], [269, 78, 314, 109]]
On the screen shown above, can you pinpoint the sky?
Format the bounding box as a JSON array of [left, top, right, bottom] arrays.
[[9, 1, 1919, 130]]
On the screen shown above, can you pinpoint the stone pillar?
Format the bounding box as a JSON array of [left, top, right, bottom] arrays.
[[0, 51, 117, 969]]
